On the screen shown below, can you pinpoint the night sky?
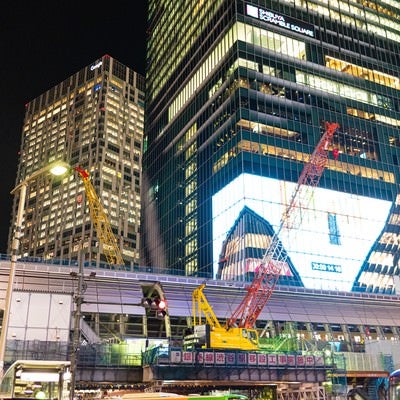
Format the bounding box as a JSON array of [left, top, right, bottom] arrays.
[[0, 2, 148, 254]]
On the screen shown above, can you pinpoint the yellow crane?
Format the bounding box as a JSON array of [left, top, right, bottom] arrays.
[[75, 166, 125, 268], [188, 283, 259, 350]]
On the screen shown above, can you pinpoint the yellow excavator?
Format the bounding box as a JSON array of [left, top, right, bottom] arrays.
[[186, 122, 340, 350]]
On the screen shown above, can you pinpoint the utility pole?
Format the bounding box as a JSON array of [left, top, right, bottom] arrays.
[[69, 250, 86, 400]]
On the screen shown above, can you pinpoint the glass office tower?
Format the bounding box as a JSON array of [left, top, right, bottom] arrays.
[[142, 0, 400, 293], [9, 55, 145, 268]]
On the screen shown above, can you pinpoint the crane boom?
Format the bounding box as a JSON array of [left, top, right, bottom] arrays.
[[226, 121, 339, 329], [75, 166, 125, 268], [192, 283, 222, 329]]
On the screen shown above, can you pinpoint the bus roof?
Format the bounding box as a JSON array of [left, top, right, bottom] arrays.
[[7, 360, 71, 370], [121, 393, 186, 399]]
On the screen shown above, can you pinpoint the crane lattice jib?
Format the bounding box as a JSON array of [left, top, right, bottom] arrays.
[[75, 167, 125, 268], [226, 122, 340, 329], [193, 283, 222, 329]]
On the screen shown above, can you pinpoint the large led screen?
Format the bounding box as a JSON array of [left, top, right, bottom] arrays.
[[212, 173, 393, 291]]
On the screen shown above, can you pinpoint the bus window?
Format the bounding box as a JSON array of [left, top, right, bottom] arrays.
[[0, 360, 71, 400]]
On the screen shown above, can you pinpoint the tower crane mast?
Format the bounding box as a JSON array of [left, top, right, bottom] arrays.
[[226, 121, 339, 330], [75, 166, 125, 268]]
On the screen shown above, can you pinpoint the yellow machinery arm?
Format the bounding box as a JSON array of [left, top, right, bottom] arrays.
[[75, 166, 124, 268], [192, 283, 222, 329], [188, 283, 259, 350]]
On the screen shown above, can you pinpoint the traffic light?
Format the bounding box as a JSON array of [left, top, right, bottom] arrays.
[[141, 296, 167, 319], [154, 298, 167, 319]]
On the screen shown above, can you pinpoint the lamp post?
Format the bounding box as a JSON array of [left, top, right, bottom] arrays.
[[0, 161, 70, 378]]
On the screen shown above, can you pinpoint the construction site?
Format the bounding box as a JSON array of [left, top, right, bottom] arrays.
[[1, 121, 399, 400]]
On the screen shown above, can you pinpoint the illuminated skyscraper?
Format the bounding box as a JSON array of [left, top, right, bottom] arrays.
[[9, 55, 145, 268], [142, 0, 400, 294]]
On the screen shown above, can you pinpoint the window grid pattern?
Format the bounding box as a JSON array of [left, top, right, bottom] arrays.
[[11, 56, 144, 269], [143, 0, 400, 295]]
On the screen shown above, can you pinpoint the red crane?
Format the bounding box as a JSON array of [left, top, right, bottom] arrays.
[[225, 121, 340, 330]]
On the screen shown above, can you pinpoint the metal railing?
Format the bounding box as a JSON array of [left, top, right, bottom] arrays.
[[5, 340, 142, 368]]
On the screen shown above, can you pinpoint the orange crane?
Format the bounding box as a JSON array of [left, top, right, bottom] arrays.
[[75, 166, 125, 268], [186, 121, 339, 350]]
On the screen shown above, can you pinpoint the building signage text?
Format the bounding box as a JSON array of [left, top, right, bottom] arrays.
[[90, 60, 103, 71], [246, 4, 315, 38], [311, 262, 342, 273], [169, 350, 329, 367]]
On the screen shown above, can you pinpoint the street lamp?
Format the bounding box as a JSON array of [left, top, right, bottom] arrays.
[[0, 160, 70, 378]]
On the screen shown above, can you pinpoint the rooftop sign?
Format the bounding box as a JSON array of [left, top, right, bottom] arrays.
[[246, 4, 315, 38], [90, 60, 103, 71]]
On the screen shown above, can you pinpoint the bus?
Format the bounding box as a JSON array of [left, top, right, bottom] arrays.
[[0, 360, 71, 400], [187, 396, 248, 400], [121, 393, 248, 400], [120, 394, 185, 399], [389, 369, 400, 400]]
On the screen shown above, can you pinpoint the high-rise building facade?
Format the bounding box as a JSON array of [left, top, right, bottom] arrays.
[[9, 55, 145, 268], [142, 0, 400, 294]]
